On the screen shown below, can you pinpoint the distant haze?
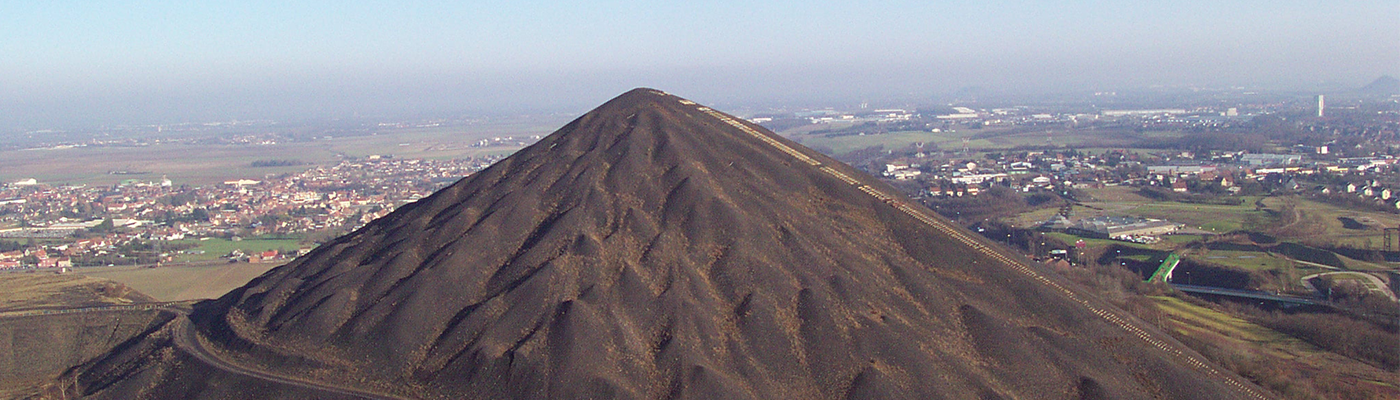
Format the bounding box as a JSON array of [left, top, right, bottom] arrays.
[[2, 1, 1396, 128]]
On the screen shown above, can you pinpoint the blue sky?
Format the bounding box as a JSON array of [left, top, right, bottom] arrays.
[[1, 1, 1396, 127]]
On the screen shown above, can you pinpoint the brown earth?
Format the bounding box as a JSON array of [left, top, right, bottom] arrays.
[[0, 310, 173, 399], [0, 273, 165, 398], [0, 273, 156, 312], [68, 89, 1270, 399]]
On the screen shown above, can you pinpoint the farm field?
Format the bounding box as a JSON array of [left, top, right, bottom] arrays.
[[77, 261, 282, 301], [0, 119, 566, 186], [1265, 197, 1400, 248], [1121, 200, 1265, 233], [1079, 186, 1155, 202]]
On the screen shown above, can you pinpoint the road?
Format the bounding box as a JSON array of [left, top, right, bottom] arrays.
[[1171, 283, 1322, 305], [1285, 258, 1341, 271], [168, 314, 406, 400], [1300, 271, 1398, 302], [0, 301, 191, 318]]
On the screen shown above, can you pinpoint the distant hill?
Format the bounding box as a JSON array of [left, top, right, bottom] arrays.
[[1359, 75, 1400, 95], [68, 89, 1268, 399]]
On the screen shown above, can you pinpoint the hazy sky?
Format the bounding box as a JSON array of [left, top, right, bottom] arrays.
[[2, 1, 1396, 128]]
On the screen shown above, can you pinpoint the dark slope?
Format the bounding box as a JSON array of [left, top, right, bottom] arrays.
[[1360, 75, 1400, 96], [73, 89, 1267, 399]]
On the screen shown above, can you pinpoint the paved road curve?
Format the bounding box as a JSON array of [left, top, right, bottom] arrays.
[[1299, 271, 1398, 302], [167, 313, 408, 400]]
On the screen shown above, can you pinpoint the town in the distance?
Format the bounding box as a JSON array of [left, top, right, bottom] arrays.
[[5, 80, 1397, 276], [3, 78, 1398, 398]]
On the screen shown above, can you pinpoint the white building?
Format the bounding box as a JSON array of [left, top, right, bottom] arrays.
[[951, 173, 1009, 185]]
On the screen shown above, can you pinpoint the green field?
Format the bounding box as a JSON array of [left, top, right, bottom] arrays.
[[1162, 234, 1205, 245], [1122, 200, 1264, 233], [1078, 186, 1155, 202], [1191, 249, 1293, 271], [1149, 296, 1324, 360], [1007, 207, 1063, 228], [78, 261, 282, 301], [1044, 232, 1151, 250], [1146, 294, 1400, 399]]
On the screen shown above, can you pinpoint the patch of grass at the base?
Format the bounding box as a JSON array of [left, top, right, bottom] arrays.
[[1149, 296, 1323, 359], [1150, 295, 1400, 398], [1122, 254, 1152, 262]]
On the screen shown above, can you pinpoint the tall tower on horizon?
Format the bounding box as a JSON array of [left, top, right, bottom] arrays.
[[1316, 94, 1325, 117]]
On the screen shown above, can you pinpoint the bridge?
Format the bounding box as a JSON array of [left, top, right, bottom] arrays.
[[1148, 253, 1180, 283], [1170, 284, 1323, 306]]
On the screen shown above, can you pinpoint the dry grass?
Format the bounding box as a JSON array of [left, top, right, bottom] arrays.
[[1150, 296, 1400, 399], [0, 272, 154, 310], [1266, 197, 1400, 250], [1080, 186, 1154, 202], [77, 261, 282, 301]]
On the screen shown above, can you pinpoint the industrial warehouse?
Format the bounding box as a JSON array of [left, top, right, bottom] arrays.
[[1040, 215, 1184, 241]]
